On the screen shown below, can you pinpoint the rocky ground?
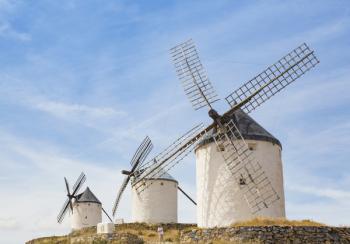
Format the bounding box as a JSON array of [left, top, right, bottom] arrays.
[[26, 223, 194, 244], [181, 226, 350, 243], [26, 220, 350, 244]]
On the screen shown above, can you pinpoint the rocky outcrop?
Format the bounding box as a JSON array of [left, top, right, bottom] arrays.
[[180, 226, 350, 243]]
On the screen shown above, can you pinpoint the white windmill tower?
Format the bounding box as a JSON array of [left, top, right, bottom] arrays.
[[195, 110, 285, 227], [112, 136, 196, 224], [57, 172, 112, 230], [131, 170, 178, 223], [132, 40, 319, 228]]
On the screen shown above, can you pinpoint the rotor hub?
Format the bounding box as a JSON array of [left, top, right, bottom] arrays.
[[121, 170, 131, 175], [208, 109, 221, 121]]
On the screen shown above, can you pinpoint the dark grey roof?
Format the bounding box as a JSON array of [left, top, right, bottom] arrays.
[[76, 187, 101, 204], [197, 109, 281, 148]]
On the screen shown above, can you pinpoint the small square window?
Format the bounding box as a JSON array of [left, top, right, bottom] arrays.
[[248, 143, 257, 151], [217, 144, 225, 152]]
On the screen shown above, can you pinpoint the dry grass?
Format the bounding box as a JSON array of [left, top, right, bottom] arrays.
[[26, 236, 68, 244], [231, 217, 325, 227], [113, 222, 194, 242], [116, 227, 180, 242], [28, 220, 329, 243]]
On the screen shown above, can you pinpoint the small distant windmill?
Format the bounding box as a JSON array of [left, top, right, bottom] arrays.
[[57, 172, 112, 229], [131, 39, 319, 223], [112, 136, 196, 223]]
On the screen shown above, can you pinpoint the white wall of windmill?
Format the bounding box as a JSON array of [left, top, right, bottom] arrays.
[[195, 139, 285, 228], [71, 202, 102, 230], [131, 179, 178, 223]]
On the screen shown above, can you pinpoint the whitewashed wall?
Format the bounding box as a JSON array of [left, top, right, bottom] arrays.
[[132, 179, 178, 223], [195, 139, 285, 228], [71, 202, 102, 230]]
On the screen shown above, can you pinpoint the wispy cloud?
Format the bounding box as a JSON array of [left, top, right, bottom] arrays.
[[288, 185, 350, 202], [33, 100, 126, 120], [0, 130, 196, 242], [0, 130, 121, 240], [0, 22, 31, 41], [0, 1, 349, 243]]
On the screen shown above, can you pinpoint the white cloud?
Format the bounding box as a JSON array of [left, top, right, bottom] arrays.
[[0, 130, 198, 243], [0, 131, 122, 242], [288, 185, 350, 202], [0, 2, 349, 243], [34, 100, 125, 120], [0, 22, 31, 41]]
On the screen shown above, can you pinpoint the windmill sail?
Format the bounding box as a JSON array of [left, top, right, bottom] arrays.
[[213, 119, 279, 213], [133, 123, 207, 193], [71, 172, 86, 195], [112, 175, 130, 216], [130, 136, 153, 169], [130, 39, 319, 217], [64, 177, 73, 211], [57, 172, 86, 223], [171, 39, 219, 110], [112, 136, 153, 217], [57, 198, 71, 223], [225, 43, 319, 114]]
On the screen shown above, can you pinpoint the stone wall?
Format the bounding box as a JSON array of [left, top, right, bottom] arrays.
[[27, 224, 350, 243], [180, 226, 350, 243]]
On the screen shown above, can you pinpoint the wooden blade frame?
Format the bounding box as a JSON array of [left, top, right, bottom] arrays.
[[64, 177, 73, 211], [133, 123, 207, 194], [171, 39, 219, 110], [112, 136, 153, 217], [225, 43, 319, 114], [57, 172, 86, 223], [57, 198, 71, 223], [130, 136, 153, 170], [71, 172, 86, 196], [214, 119, 280, 214], [102, 207, 113, 222], [112, 175, 130, 217]]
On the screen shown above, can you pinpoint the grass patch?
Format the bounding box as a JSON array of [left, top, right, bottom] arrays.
[[231, 217, 325, 227], [26, 236, 68, 244]]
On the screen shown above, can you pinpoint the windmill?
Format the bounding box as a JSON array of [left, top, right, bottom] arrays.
[[131, 39, 319, 226], [57, 172, 112, 229], [112, 136, 196, 223]]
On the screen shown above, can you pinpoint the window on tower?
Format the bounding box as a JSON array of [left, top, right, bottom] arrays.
[[248, 143, 257, 151], [217, 144, 225, 151]]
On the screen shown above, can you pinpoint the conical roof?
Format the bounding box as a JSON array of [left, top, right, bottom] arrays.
[[151, 169, 177, 182], [75, 187, 101, 204], [134, 167, 178, 183], [197, 109, 281, 148]]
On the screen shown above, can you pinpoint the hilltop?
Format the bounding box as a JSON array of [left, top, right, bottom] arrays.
[[26, 218, 350, 243]]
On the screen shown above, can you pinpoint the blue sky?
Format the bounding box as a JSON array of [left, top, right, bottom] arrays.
[[0, 0, 349, 243]]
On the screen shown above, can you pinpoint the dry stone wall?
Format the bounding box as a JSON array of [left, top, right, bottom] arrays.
[[180, 226, 350, 243]]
